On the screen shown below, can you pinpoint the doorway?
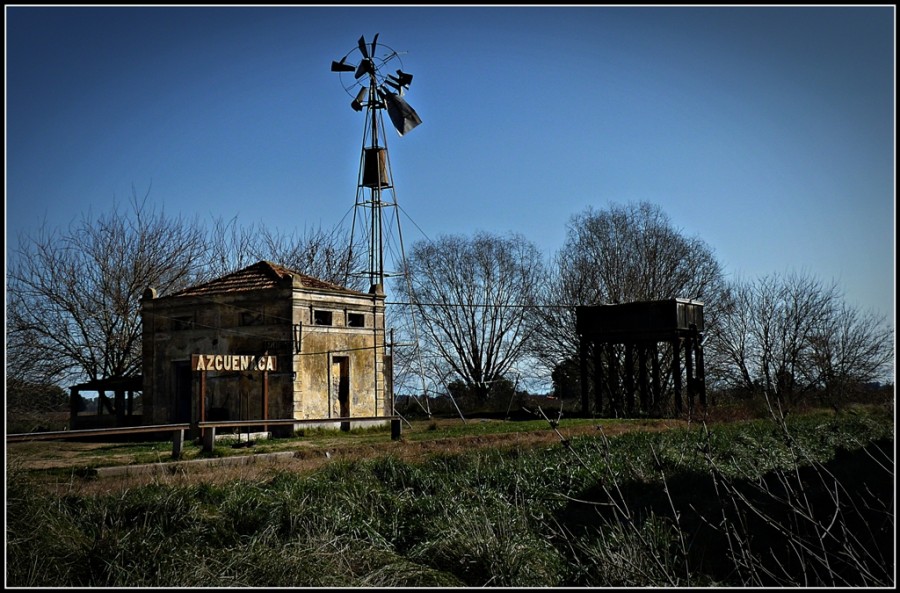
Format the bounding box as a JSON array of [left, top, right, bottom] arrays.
[[331, 356, 350, 431]]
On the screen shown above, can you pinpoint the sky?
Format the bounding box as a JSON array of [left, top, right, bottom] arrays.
[[5, 5, 895, 331]]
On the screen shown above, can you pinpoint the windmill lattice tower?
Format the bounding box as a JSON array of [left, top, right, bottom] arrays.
[[331, 34, 433, 417], [331, 34, 422, 292]]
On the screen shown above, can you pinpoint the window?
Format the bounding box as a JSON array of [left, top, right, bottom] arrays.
[[314, 310, 333, 326], [347, 312, 365, 328]]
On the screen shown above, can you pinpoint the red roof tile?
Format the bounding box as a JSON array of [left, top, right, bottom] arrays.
[[168, 260, 363, 298]]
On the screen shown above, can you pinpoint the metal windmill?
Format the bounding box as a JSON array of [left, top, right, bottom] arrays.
[[332, 34, 437, 418], [331, 33, 422, 291]]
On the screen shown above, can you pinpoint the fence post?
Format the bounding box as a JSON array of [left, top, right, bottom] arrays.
[[172, 429, 184, 460], [391, 417, 401, 441], [202, 426, 216, 453]]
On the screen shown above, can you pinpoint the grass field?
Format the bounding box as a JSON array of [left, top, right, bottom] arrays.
[[8, 410, 689, 492], [6, 401, 895, 587]]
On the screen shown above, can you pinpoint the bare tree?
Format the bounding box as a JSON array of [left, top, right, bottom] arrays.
[[703, 279, 757, 394], [205, 215, 260, 279], [7, 188, 207, 386], [205, 216, 364, 290], [254, 224, 364, 291], [706, 271, 893, 405], [397, 232, 546, 401], [532, 201, 726, 377], [806, 301, 894, 405]]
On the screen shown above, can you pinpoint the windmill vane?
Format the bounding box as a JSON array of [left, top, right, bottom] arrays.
[[330, 34, 423, 290], [331, 33, 422, 136]]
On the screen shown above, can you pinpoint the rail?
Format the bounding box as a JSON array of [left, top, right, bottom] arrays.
[[7, 416, 402, 459], [198, 415, 397, 429], [6, 423, 191, 443]]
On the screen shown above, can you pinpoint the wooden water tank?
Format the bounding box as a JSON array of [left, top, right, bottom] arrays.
[[362, 148, 391, 189], [576, 298, 704, 342]]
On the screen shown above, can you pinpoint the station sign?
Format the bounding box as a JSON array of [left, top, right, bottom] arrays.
[[191, 354, 277, 372]]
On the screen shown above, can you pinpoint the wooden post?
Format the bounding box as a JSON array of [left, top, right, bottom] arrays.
[[202, 425, 216, 453], [624, 343, 635, 415], [114, 389, 125, 425], [651, 343, 662, 413], [607, 343, 620, 417], [391, 417, 401, 441], [593, 341, 604, 417], [579, 334, 589, 416], [198, 370, 206, 442], [685, 334, 695, 415], [672, 338, 682, 415], [638, 344, 649, 413], [695, 331, 707, 407], [69, 387, 79, 430], [172, 429, 184, 459], [263, 370, 269, 433], [199, 371, 207, 423]]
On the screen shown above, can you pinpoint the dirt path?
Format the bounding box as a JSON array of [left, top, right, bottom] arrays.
[[10, 419, 687, 496]]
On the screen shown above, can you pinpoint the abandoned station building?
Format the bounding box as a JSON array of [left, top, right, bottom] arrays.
[[140, 260, 391, 435]]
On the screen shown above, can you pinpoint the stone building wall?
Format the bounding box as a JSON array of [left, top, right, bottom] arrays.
[[140, 264, 387, 429]]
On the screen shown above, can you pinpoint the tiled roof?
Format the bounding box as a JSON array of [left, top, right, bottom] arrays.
[[168, 260, 363, 298]]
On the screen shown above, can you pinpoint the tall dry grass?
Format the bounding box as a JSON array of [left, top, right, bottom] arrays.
[[6, 403, 893, 587]]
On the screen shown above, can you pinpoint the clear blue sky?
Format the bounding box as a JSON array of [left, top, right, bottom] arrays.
[[6, 5, 895, 328]]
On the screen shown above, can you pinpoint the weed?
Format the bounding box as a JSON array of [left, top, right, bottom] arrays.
[[5, 405, 893, 587]]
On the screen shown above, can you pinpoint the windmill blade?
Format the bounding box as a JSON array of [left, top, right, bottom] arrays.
[[387, 71, 413, 91], [394, 70, 413, 87], [357, 35, 369, 59], [351, 87, 368, 112], [331, 57, 356, 72], [384, 78, 404, 94], [379, 88, 422, 136], [371, 33, 379, 58], [355, 58, 375, 80], [386, 71, 413, 96]]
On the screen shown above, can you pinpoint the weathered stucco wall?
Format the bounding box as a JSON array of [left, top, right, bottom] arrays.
[[141, 281, 387, 428], [291, 287, 387, 420], [141, 288, 294, 425]]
